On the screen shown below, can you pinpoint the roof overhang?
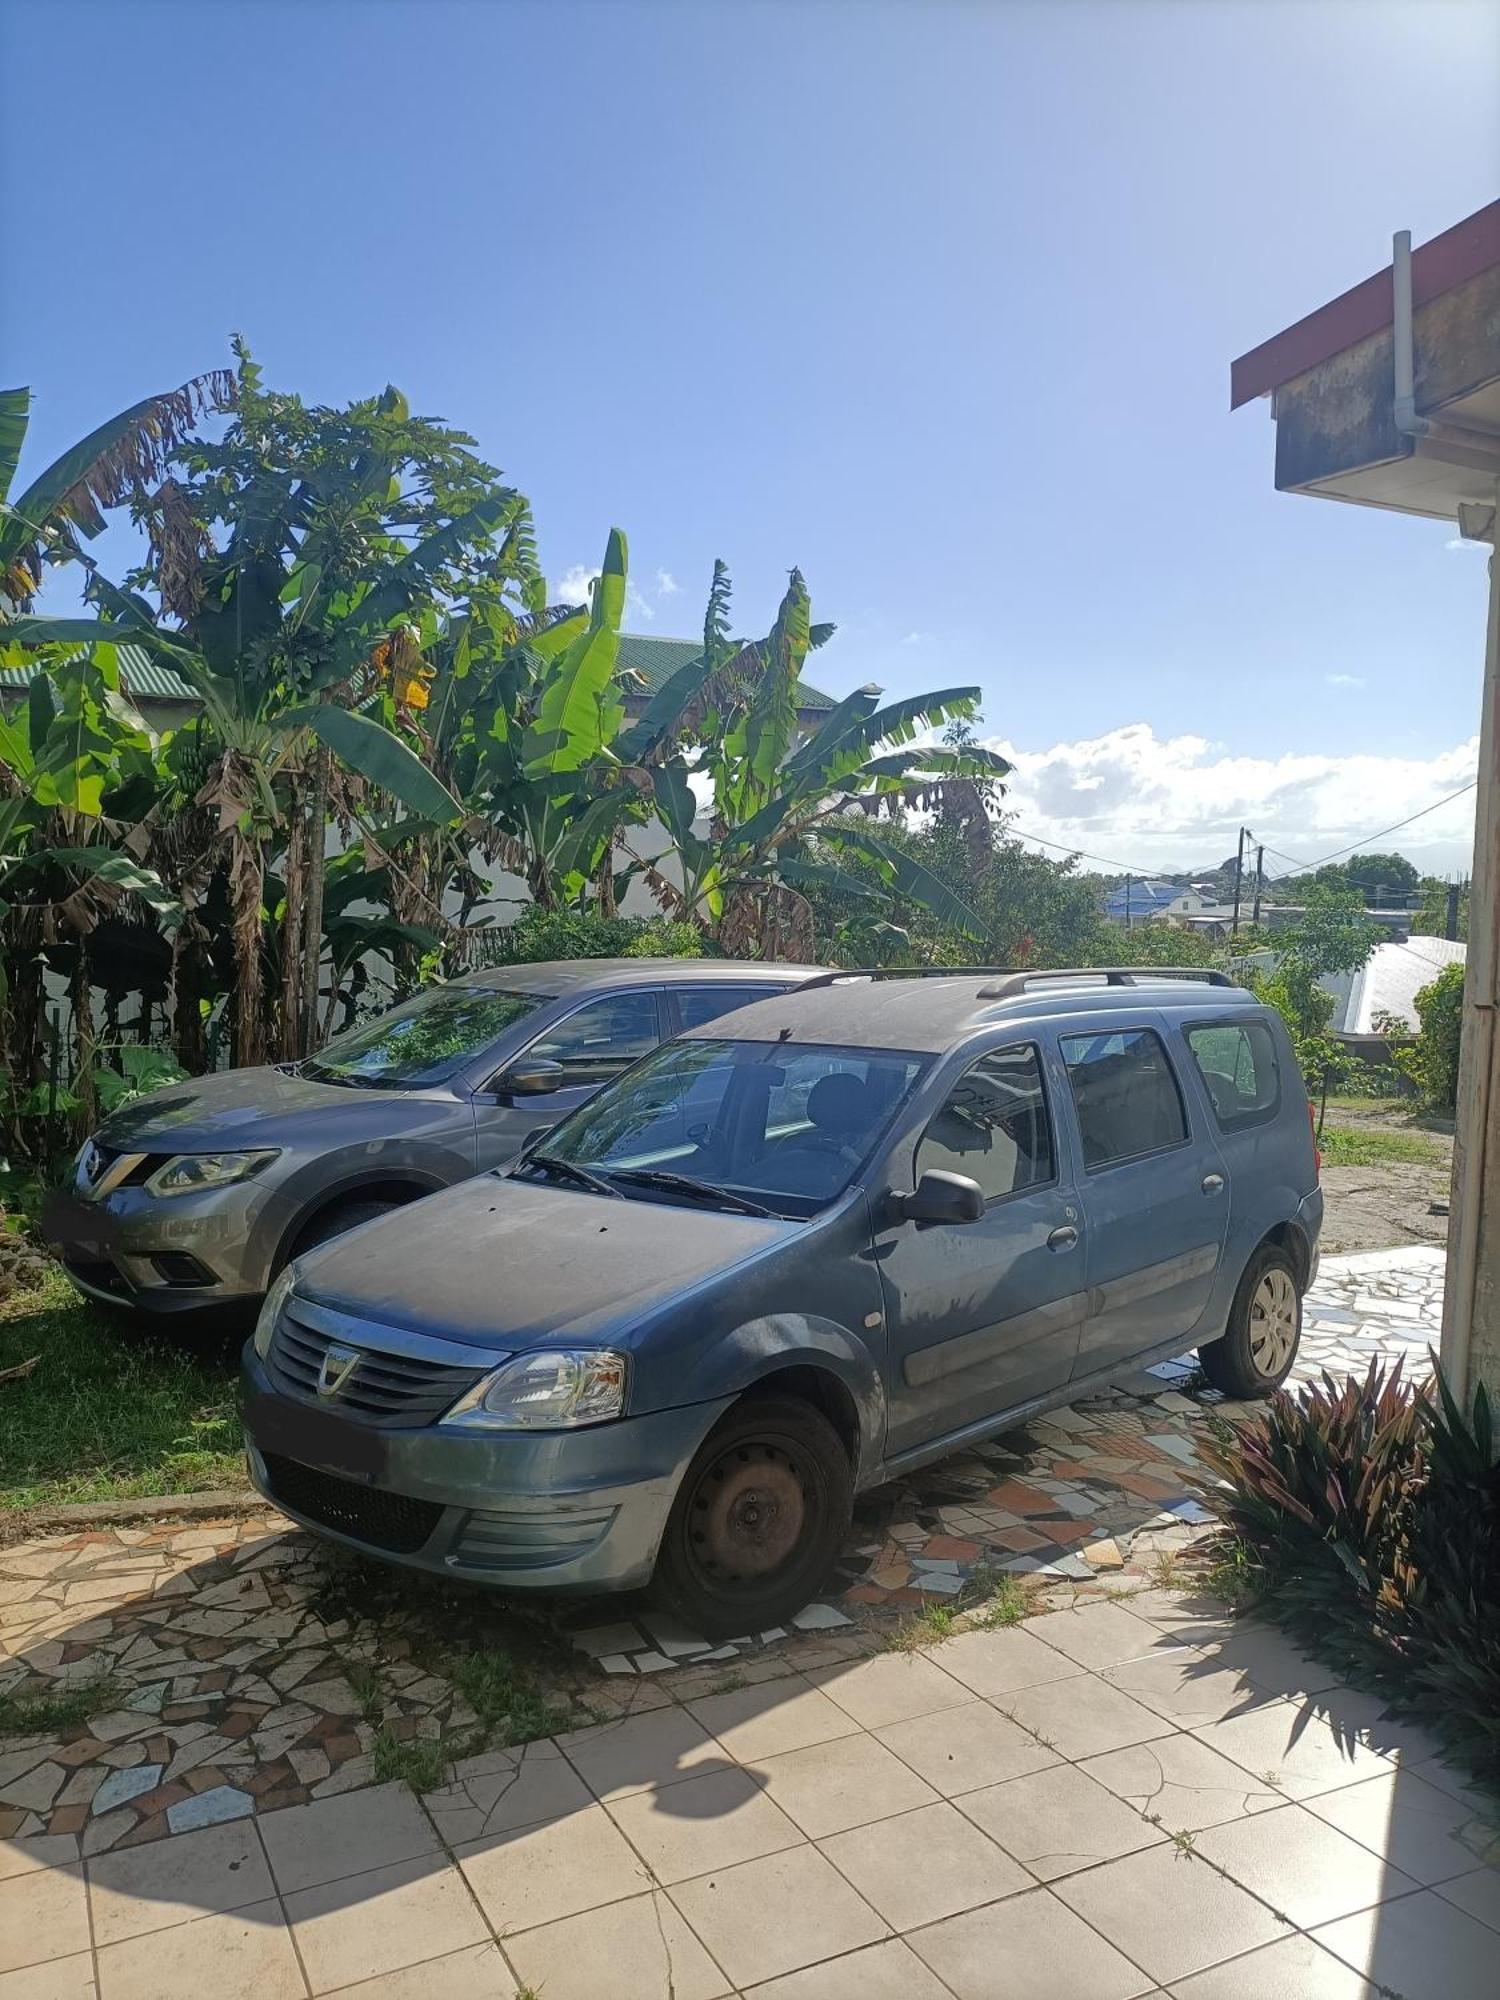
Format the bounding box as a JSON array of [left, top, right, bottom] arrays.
[[1231, 200, 1500, 523]]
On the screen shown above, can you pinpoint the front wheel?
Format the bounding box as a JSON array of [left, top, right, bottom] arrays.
[[1199, 1243, 1302, 1397], [650, 1396, 853, 1640]]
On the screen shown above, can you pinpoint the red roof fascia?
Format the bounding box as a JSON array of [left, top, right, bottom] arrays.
[[1230, 198, 1500, 410]]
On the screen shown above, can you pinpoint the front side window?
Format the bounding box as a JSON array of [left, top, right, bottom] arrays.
[[1186, 1021, 1280, 1128], [525, 1037, 927, 1216], [1060, 1027, 1188, 1169], [305, 986, 541, 1088], [916, 1046, 1055, 1202], [528, 991, 661, 1086]]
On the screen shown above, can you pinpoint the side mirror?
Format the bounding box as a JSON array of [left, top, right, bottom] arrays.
[[494, 1058, 566, 1097], [891, 1169, 985, 1226]]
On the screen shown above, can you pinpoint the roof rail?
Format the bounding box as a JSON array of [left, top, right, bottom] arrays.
[[977, 966, 1235, 999], [795, 966, 1021, 991]]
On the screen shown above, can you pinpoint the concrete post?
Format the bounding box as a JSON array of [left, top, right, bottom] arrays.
[[1441, 486, 1500, 1407]]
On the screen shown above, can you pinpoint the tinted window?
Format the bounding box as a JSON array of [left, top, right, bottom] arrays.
[[1186, 1021, 1280, 1128], [306, 986, 540, 1087], [675, 985, 783, 1031], [530, 992, 661, 1085], [917, 1046, 1055, 1201], [530, 1038, 926, 1216], [1061, 1027, 1188, 1168]]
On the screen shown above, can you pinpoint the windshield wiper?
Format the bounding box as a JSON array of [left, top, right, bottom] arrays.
[[606, 1168, 774, 1218], [520, 1152, 623, 1199]]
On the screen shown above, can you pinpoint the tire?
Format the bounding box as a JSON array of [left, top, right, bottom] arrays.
[[289, 1195, 408, 1260], [650, 1395, 854, 1640], [1199, 1242, 1302, 1398]]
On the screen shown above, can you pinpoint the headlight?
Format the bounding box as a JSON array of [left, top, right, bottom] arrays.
[[252, 1266, 295, 1361], [445, 1348, 628, 1430], [145, 1151, 278, 1198]]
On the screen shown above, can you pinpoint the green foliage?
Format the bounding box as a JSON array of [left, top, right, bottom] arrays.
[[1410, 876, 1468, 941], [1389, 961, 1465, 1110], [471, 909, 709, 967], [1316, 1124, 1442, 1167], [0, 1679, 122, 1737], [371, 1729, 449, 1793], [1195, 1361, 1500, 1783]]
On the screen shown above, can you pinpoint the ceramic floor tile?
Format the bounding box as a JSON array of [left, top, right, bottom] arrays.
[[909, 1883, 1153, 2000], [420, 1744, 591, 1844], [1188, 1617, 1345, 1699], [875, 1700, 1060, 1796], [94, 1899, 304, 2000], [0, 1952, 97, 1999], [0, 1865, 89, 1975], [606, 1766, 802, 1884], [1031, 1602, 1180, 1671], [259, 1779, 439, 1894], [929, 1626, 1088, 1700], [1313, 1889, 1500, 2000], [1303, 1769, 1494, 1887], [286, 1854, 488, 1992], [957, 1761, 1166, 1880], [505, 1889, 729, 2000], [756, 1732, 938, 1839], [1193, 1701, 1395, 1802], [1053, 1843, 1290, 1985], [88, 1818, 273, 1945], [556, 1705, 734, 1800], [996, 1670, 1176, 1760], [1078, 1733, 1285, 1832], [819, 1800, 1029, 1928], [686, 1677, 861, 1762], [0, 1838, 79, 1885], [316, 1941, 515, 1999], [1435, 1869, 1500, 1933], [804, 1653, 970, 1729], [668, 1845, 887, 1989], [1103, 1649, 1274, 1728], [1194, 1802, 1420, 1929], [457, 1801, 650, 1933], [742, 1938, 952, 1999], [1165, 1933, 1377, 1998]]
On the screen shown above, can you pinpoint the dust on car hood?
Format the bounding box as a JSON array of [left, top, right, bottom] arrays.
[[96, 1065, 417, 1152], [292, 1170, 795, 1348]]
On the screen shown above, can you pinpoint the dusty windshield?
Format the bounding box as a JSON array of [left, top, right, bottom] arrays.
[[522, 1037, 927, 1216], [304, 986, 542, 1088]]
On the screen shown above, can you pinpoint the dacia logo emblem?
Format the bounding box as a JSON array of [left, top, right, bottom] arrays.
[[316, 1343, 360, 1399]]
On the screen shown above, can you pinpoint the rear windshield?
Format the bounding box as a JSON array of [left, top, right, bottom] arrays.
[[529, 1037, 928, 1216], [304, 986, 541, 1088]]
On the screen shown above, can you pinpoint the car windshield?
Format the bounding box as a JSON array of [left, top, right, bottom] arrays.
[[519, 1037, 927, 1216], [303, 986, 542, 1088]]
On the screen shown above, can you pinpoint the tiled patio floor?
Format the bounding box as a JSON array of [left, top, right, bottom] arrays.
[[3, 1247, 1494, 1995]]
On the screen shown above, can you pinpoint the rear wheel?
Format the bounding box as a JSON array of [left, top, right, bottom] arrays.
[[1199, 1243, 1302, 1397], [650, 1396, 853, 1640]]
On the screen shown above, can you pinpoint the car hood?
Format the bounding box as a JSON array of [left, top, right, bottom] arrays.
[[95, 1065, 423, 1152], [292, 1171, 797, 1348]]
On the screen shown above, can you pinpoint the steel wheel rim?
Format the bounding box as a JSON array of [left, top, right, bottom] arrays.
[[684, 1438, 818, 1595], [1248, 1267, 1298, 1375]]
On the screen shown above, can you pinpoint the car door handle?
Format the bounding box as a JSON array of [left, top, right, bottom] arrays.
[[1047, 1225, 1079, 1251], [1202, 1173, 1225, 1195]]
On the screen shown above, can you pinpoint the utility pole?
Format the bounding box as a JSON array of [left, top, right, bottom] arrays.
[[1231, 827, 1246, 936], [1447, 879, 1461, 941], [1124, 874, 1133, 931], [1251, 844, 1264, 928]]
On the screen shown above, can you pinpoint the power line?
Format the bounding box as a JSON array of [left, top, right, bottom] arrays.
[[1256, 779, 1478, 883]]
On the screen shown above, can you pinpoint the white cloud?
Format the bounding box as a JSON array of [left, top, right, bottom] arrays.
[[980, 722, 1479, 874], [1325, 673, 1365, 688], [656, 569, 680, 597], [554, 563, 598, 607], [901, 631, 930, 646], [1446, 536, 1489, 552]]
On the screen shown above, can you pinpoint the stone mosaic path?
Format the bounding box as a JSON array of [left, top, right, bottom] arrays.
[[0, 1249, 1451, 1858]]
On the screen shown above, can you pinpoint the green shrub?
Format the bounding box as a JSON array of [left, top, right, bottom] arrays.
[[1195, 1360, 1500, 1783], [1389, 961, 1465, 1110], [470, 909, 710, 966]]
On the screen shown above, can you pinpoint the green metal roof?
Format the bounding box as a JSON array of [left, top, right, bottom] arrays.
[[0, 644, 195, 701], [615, 632, 836, 713]]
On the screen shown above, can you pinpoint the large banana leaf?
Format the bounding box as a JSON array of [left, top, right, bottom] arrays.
[[0, 617, 142, 649], [788, 686, 983, 786], [822, 824, 987, 938], [615, 650, 720, 766], [44, 847, 182, 919], [0, 387, 29, 508], [281, 705, 462, 824], [522, 528, 627, 775]]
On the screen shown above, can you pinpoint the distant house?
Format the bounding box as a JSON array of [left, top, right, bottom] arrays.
[[1103, 879, 1211, 924], [0, 643, 200, 730], [1322, 936, 1467, 1054]]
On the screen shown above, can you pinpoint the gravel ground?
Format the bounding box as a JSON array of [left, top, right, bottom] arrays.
[[1316, 1100, 1454, 1257]]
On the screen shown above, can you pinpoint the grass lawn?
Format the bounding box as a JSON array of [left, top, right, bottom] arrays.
[[1317, 1124, 1445, 1168], [0, 1270, 243, 1512]]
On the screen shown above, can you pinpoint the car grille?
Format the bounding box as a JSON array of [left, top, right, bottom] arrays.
[[260, 1454, 444, 1555], [265, 1304, 486, 1428]]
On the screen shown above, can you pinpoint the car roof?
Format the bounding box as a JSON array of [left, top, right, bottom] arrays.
[[681, 969, 1264, 1054], [460, 958, 827, 998]]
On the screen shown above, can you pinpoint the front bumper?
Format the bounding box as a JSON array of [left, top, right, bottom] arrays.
[[242, 1349, 732, 1593], [41, 1180, 272, 1317]]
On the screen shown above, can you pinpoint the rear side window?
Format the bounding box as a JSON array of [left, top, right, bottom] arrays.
[[916, 1046, 1055, 1203], [1186, 1021, 1280, 1129], [1060, 1027, 1188, 1169], [674, 985, 783, 1032]]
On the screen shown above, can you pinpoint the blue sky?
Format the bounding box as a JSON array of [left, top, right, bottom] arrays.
[[3, 0, 1497, 872]]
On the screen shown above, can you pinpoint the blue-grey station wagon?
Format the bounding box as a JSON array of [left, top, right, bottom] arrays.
[[242, 967, 1322, 1636]]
